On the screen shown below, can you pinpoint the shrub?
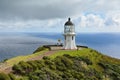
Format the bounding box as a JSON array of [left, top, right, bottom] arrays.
[[43, 56, 50, 60], [79, 57, 92, 65], [12, 54, 120, 80], [0, 73, 11, 80], [29, 75, 39, 80], [19, 61, 33, 74], [12, 64, 22, 74], [33, 46, 47, 53], [8, 73, 16, 80]]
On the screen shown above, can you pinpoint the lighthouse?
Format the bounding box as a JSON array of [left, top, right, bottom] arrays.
[[63, 18, 77, 49]]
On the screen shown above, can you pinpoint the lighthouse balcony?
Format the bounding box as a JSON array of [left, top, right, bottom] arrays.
[[63, 32, 76, 36]]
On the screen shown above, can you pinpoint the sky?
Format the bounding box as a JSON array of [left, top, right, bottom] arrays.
[[0, 0, 120, 33]]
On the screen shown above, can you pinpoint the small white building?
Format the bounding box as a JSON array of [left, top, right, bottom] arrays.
[[63, 18, 77, 49]]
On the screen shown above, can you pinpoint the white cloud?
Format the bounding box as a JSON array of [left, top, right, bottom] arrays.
[[79, 14, 104, 28], [72, 12, 120, 33], [0, 12, 120, 33], [107, 11, 120, 26], [0, 18, 64, 32], [0, 0, 119, 32]]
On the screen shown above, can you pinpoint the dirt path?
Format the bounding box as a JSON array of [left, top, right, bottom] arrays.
[[27, 50, 57, 61], [0, 50, 57, 74]]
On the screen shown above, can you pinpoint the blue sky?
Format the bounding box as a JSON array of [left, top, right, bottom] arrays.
[[0, 0, 120, 33]]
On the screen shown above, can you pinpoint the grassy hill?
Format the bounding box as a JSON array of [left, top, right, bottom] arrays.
[[0, 46, 120, 80]]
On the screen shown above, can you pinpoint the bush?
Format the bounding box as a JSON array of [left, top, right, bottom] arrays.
[[0, 73, 11, 80], [12, 54, 120, 80], [43, 56, 50, 60], [33, 46, 47, 53], [98, 61, 120, 80], [8, 73, 16, 80], [12, 64, 22, 74], [29, 75, 39, 80], [19, 61, 32, 73]]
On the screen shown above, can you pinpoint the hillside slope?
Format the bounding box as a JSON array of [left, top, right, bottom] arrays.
[[0, 47, 120, 80]]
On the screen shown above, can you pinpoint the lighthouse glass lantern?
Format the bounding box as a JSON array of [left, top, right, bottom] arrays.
[[63, 18, 77, 49]]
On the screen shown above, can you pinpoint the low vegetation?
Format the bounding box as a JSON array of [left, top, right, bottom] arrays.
[[4, 48, 48, 67], [0, 73, 15, 80], [0, 46, 120, 80], [33, 46, 49, 53]]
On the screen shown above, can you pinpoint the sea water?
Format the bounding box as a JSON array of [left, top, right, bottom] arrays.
[[0, 32, 120, 61]]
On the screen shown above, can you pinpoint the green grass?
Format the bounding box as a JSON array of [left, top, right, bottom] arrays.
[[11, 48, 120, 80], [50, 48, 120, 72], [50, 48, 92, 58], [1, 46, 120, 80], [50, 48, 103, 64], [2, 46, 120, 73], [50, 48, 120, 64], [5, 50, 48, 67]]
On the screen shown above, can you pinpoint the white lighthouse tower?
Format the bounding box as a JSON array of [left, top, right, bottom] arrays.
[[63, 18, 77, 49]]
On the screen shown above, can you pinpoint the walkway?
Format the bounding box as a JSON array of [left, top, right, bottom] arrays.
[[0, 50, 57, 74]]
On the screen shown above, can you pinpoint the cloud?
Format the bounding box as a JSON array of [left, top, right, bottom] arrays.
[[0, 19, 64, 32], [79, 14, 104, 28], [74, 12, 120, 33], [0, 0, 119, 20], [0, 0, 81, 20], [107, 11, 120, 26], [0, 13, 120, 32], [0, 0, 119, 32]]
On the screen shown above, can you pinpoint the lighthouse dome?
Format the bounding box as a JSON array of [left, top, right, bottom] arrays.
[[65, 18, 74, 26]]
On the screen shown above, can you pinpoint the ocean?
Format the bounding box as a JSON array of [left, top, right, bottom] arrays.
[[0, 32, 120, 61]]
